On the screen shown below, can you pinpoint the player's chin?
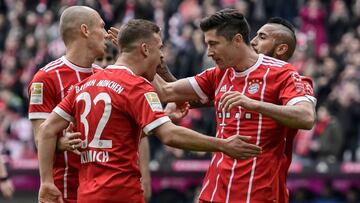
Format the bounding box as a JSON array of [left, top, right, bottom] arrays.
[[215, 60, 225, 68], [252, 47, 259, 54]]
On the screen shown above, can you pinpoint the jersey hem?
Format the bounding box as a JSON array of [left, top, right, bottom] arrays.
[[188, 77, 209, 104], [53, 107, 74, 122], [28, 112, 50, 120], [143, 116, 171, 135]]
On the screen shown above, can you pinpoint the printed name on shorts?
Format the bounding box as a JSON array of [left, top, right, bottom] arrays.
[[30, 82, 43, 105], [144, 92, 163, 112]]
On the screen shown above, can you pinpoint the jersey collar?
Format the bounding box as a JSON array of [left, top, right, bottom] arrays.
[[233, 54, 263, 77], [106, 65, 135, 75], [61, 56, 94, 73]]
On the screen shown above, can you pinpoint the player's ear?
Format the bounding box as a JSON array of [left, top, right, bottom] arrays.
[[275, 44, 288, 57], [80, 24, 90, 37], [140, 42, 150, 57], [233, 33, 244, 47]]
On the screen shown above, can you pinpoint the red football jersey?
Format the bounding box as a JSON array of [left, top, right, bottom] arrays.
[[28, 56, 101, 201], [189, 54, 315, 203], [54, 65, 170, 203]]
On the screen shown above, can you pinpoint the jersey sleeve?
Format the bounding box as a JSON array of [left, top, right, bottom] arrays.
[[301, 76, 317, 106], [53, 87, 76, 122], [278, 64, 316, 106], [28, 70, 58, 120], [127, 79, 170, 135], [187, 67, 219, 103]]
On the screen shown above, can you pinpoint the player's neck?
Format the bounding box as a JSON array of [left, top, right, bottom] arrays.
[[232, 47, 259, 72], [114, 55, 143, 76], [65, 47, 95, 68]]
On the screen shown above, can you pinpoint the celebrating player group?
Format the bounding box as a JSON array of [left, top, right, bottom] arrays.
[[29, 5, 316, 203]]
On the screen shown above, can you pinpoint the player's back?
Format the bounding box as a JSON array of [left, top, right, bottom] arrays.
[[56, 65, 161, 203]]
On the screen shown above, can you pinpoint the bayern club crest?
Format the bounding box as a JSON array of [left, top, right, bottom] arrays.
[[248, 79, 262, 94]]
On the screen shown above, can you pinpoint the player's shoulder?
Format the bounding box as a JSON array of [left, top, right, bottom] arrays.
[[91, 64, 104, 72], [38, 57, 66, 73], [105, 65, 151, 85], [197, 66, 221, 77], [31, 58, 64, 83], [261, 55, 293, 70]]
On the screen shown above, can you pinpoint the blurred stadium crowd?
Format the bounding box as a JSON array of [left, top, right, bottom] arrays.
[[0, 0, 360, 202]]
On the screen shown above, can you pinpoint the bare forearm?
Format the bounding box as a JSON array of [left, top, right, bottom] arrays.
[[157, 124, 223, 152], [31, 119, 45, 148], [253, 101, 315, 129], [153, 75, 200, 103], [0, 159, 7, 177], [139, 137, 151, 202], [38, 129, 57, 183], [139, 137, 151, 180]]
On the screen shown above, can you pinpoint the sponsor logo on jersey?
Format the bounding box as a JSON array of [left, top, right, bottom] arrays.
[[30, 83, 43, 105], [144, 92, 163, 112], [248, 79, 262, 94]]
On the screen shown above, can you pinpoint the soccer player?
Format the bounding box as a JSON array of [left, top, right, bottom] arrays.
[[95, 42, 152, 202], [153, 9, 316, 202], [28, 6, 107, 203], [37, 19, 262, 203], [251, 17, 316, 203]]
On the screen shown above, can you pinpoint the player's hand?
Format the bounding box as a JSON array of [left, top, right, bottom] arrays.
[[56, 123, 81, 155], [164, 102, 189, 121], [221, 135, 261, 159], [38, 182, 63, 203], [156, 58, 168, 75], [0, 179, 14, 199], [219, 91, 258, 112], [108, 27, 119, 46]]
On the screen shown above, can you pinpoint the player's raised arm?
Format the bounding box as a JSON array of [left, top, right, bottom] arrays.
[[153, 74, 200, 103]]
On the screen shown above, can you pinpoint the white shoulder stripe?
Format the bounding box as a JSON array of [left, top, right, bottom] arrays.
[[262, 58, 286, 66], [42, 59, 62, 71], [44, 62, 65, 72], [261, 62, 283, 67], [263, 56, 288, 64], [43, 58, 62, 68]]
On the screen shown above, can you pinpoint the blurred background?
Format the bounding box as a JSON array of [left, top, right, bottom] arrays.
[[0, 0, 360, 202]]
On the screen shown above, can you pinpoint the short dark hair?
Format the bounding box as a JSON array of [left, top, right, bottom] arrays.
[[267, 17, 296, 40], [267, 17, 297, 60], [117, 19, 160, 52], [200, 8, 250, 44]]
